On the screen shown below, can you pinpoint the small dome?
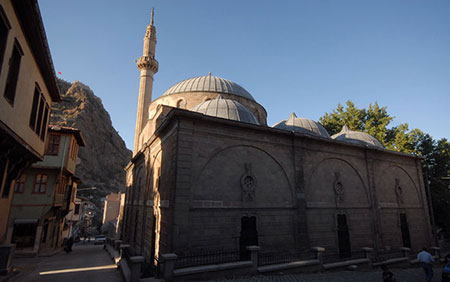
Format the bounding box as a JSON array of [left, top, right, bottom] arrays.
[[162, 75, 255, 101], [272, 113, 330, 138], [331, 125, 383, 148], [191, 95, 259, 125]]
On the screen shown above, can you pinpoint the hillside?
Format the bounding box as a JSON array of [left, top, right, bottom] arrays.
[[51, 79, 131, 200]]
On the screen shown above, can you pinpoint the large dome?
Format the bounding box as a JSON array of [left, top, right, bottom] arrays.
[[331, 125, 383, 148], [191, 95, 259, 125], [162, 75, 255, 101], [273, 113, 330, 138]]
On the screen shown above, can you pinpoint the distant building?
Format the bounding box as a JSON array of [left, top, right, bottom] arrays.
[[77, 195, 96, 235], [101, 192, 124, 237], [64, 196, 82, 239], [122, 11, 433, 274], [103, 193, 121, 224], [7, 125, 85, 255], [0, 0, 60, 244]]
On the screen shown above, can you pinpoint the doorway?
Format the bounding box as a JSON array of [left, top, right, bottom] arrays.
[[337, 214, 351, 258], [400, 213, 411, 248], [240, 216, 258, 260], [12, 223, 37, 249]]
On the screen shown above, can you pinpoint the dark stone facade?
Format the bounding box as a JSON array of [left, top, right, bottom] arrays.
[[122, 106, 432, 268]]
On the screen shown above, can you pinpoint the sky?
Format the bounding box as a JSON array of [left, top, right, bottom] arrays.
[[38, 0, 450, 150]]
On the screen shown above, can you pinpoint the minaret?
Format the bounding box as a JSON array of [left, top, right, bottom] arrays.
[[134, 8, 159, 154]]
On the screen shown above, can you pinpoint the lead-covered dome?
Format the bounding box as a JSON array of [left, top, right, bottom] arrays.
[[273, 113, 330, 138], [191, 95, 259, 125], [162, 75, 255, 101], [331, 125, 383, 148]]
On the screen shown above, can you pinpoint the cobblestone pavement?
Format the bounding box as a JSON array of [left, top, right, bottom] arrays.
[[207, 266, 444, 282], [6, 244, 123, 282]]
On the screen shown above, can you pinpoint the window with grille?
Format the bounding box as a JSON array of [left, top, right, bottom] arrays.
[[70, 138, 78, 160], [33, 174, 47, 193], [46, 134, 60, 155]]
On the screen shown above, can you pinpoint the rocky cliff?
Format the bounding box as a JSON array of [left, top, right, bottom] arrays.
[[51, 79, 132, 197]]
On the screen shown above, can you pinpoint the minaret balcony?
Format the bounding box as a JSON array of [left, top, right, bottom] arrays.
[[137, 56, 159, 73]]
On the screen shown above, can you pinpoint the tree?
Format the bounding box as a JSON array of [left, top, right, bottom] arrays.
[[320, 101, 450, 232], [421, 138, 450, 231], [320, 100, 418, 153]]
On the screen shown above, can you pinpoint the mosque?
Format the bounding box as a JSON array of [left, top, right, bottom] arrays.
[[122, 11, 433, 269]]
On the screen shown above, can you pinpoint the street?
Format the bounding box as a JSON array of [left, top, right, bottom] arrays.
[[207, 266, 445, 282], [8, 244, 123, 282], [3, 244, 446, 282]]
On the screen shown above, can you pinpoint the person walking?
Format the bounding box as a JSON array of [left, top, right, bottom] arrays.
[[417, 247, 435, 282], [64, 237, 74, 254], [381, 265, 396, 282]]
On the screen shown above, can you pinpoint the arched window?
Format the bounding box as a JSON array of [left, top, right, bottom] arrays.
[[176, 99, 186, 109]]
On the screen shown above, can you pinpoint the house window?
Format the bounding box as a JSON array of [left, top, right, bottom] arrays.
[[70, 138, 78, 161], [35, 95, 45, 135], [59, 177, 66, 194], [55, 176, 66, 194], [33, 174, 47, 193], [14, 174, 26, 193], [29, 86, 40, 129], [29, 84, 49, 137], [1, 165, 13, 198], [40, 106, 49, 140], [3, 39, 23, 105], [0, 5, 11, 77], [46, 134, 60, 155]]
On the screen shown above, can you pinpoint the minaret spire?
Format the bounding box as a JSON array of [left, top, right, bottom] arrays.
[[133, 9, 159, 154], [151, 8, 154, 25]]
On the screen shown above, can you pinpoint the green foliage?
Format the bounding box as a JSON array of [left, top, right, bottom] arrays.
[[320, 100, 417, 153], [320, 101, 450, 231], [422, 138, 450, 231]]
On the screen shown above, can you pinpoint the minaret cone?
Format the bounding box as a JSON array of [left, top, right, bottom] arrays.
[[134, 9, 159, 154]]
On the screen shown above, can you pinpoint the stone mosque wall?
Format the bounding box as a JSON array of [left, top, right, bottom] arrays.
[[123, 107, 432, 268]]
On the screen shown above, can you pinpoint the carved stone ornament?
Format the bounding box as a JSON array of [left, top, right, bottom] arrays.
[[333, 172, 344, 203], [394, 178, 403, 204], [241, 163, 257, 201]]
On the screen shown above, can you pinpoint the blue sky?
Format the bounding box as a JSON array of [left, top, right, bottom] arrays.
[[39, 0, 450, 150]]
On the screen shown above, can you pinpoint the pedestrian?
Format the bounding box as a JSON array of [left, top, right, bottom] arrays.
[[65, 237, 74, 254], [417, 247, 434, 282], [381, 265, 396, 282], [445, 253, 450, 264]]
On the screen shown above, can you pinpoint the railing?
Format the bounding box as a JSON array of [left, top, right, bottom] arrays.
[[258, 249, 313, 266], [175, 249, 241, 269], [371, 249, 405, 263], [322, 250, 366, 264], [141, 256, 160, 278]]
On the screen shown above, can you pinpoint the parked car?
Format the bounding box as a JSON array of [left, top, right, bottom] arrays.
[[443, 261, 450, 282], [94, 235, 106, 245]]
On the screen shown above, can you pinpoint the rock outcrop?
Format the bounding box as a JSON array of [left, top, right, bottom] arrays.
[[51, 79, 132, 195]]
